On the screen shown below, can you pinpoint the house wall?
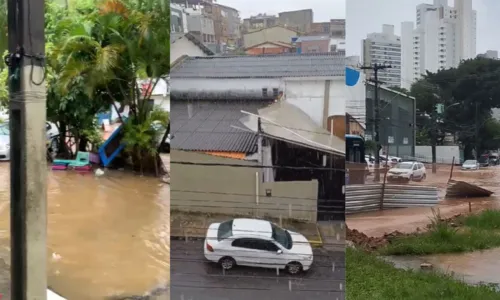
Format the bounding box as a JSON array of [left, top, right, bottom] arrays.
[[246, 44, 291, 55], [299, 39, 330, 53], [326, 115, 346, 140], [170, 78, 284, 100], [243, 26, 298, 48], [284, 79, 345, 128], [171, 150, 319, 222], [170, 36, 209, 64]]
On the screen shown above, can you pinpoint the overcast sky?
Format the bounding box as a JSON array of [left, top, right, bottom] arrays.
[[217, 0, 345, 22], [346, 0, 498, 56]]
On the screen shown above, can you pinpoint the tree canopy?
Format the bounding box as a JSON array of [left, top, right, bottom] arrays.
[[410, 57, 500, 156]]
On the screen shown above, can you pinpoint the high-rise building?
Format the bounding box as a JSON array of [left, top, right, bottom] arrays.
[[362, 24, 402, 88], [478, 50, 499, 59], [400, 0, 476, 90]]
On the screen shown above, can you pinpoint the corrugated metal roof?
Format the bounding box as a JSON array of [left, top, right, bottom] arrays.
[[170, 53, 345, 78], [170, 101, 271, 153]]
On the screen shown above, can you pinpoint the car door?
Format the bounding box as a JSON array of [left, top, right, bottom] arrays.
[[253, 239, 283, 268], [230, 238, 262, 267], [412, 163, 418, 178]]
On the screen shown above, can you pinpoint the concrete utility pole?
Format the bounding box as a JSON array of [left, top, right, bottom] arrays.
[[361, 63, 391, 182], [6, 0, 47, 298]]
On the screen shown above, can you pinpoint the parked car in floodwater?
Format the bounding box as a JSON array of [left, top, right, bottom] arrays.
[[0, 125, 10, 161], [204, 218, 314, 274], [462, 160, 480, 170], [387, 161, 426, 182], [478, 154, 490, 167]]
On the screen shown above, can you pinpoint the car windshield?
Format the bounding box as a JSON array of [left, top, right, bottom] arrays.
[[271, 223, 292, 250], [394, 163, 413, 169], [464, 160, 476, 164], [217, 220, 233, 241]]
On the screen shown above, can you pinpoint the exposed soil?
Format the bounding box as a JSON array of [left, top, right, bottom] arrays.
[[346, 213, 466, 251]]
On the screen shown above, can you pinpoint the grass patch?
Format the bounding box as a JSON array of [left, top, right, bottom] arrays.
[[463, 209, 500, 230], [380, 208, 500, 255], [347, 248, 500, 300]]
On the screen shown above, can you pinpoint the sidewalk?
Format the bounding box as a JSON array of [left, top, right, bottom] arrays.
[[171, 210, 323, 247]]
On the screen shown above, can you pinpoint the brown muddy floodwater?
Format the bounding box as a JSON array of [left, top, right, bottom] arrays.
[[0, 163, 169, 299], [356, 166, 500, 289], [384, 249, 500, 289]]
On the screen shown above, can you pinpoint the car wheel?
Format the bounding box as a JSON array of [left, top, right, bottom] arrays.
[[422, 174, 426, 181], [286, 262, 303, 275], [219, 257, 236, 270], [408, 175, 414, 182]]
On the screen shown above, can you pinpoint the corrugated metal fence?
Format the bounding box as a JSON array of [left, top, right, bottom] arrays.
[[346, 184, 439, 214]]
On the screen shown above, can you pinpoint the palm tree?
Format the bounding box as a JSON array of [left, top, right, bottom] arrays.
[[55, 0, 170, 175]]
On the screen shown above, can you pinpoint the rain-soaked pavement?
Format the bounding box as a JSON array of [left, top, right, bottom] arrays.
[[348, 165, 500, 289], [170, 240, 344, 300], [0, 161, 170, 299]]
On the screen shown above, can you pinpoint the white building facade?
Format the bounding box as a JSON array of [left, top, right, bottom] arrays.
[[400, 0, 476, 90], [362, 24, 402, 88]]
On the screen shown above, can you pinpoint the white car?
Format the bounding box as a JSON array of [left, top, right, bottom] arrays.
[[0, 124, 9, 161], [462, 159, 480, 170], [46, 121, 60, 152], [204, 218, 314, 274], [387, 161, 427, 182], [365, 156, 374, 174]]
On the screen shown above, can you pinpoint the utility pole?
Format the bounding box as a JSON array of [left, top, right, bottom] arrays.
[[475, 101, 480, 159], [361, 63, 392, 182], [6, 0, 47, 298], [430, 97, 439, 174]]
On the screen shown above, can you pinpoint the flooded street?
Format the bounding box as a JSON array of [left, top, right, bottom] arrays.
[[0, 163, 169, 299], [348, 165, 500, 289], [348, 165, 500, 237], [384, 249, 500, 289]]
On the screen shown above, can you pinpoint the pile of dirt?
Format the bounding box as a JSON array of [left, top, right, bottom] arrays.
[[426, 213, 464, 229], [347, 227, 419, 251]]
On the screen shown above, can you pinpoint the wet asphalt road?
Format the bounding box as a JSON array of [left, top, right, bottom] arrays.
[[170, 240, 345, 300]]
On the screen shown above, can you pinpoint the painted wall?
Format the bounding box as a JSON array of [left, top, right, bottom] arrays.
[[284, 79, 345, 127], [170, 150, 319, 222], [243, 26, 298, 48], [170, 36, 209, 64]]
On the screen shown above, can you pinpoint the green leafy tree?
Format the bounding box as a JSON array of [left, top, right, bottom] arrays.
[[54, 0, 170, 174], [411, 58, 500, 157]]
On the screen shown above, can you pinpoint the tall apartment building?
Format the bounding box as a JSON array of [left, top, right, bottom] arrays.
[[362, 24, 402, 87], [400, 0, 476, 90]]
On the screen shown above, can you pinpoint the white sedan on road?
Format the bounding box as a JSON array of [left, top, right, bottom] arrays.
[[387, 161, 427, 182], [462, 160, 480, 170], [204, 218, 314, 274]]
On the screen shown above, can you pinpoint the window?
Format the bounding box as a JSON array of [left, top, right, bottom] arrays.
[[262, 88, 268, 97], [271, 224, 292, 249], [413, 164, 418, 171], [232, 238, 279, 252], [272, 88, 279, 97], [217, 220, 233, 241]]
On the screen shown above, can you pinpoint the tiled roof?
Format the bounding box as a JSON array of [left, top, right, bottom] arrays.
[[170, 100, 271, 153], [170, 53, 345, 79]]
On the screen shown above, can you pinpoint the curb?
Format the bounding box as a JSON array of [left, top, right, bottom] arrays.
[[308, 225, 324, 248]]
